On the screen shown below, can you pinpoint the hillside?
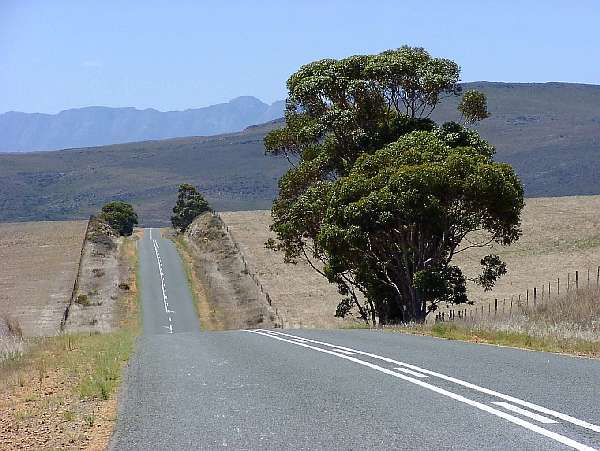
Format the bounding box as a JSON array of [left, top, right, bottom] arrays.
[[0, 96, 285, 152], [1, 82, 599, 225], [0, 121, 287, 225]]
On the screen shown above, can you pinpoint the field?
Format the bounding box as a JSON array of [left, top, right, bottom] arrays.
[[0, 235, 139, 449], [220, 195, 600, 326], [0, 221, 88, 337], [221, 211, 355, 328], [455, 195, 600, 308]]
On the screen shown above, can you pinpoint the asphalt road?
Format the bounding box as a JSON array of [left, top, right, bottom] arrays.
[[111, 228, 600, 450]]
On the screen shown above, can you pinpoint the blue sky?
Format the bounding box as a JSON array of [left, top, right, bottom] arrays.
[[1, 0, 599, 113]]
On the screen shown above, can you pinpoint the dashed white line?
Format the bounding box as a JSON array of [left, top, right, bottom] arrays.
[[249, 329, 597, 451], [149, 228, 175, 334], [394, 367, 429, 378], [493, 402, 558, 424]]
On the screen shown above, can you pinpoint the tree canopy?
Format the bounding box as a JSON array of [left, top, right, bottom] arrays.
[[265, 46, 523, 324], [171, 184, 210, 232], [99, 201, 138, 236]]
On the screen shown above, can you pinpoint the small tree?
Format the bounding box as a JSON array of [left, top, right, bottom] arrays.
[[99, 201, 138, 236], [171, 184, 210, 232], [458, 90, 490, 124]]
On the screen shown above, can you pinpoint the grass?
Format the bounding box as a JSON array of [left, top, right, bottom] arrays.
[[168, 229, 225, 331], [395, 287, 600, 358], [0, 233, 140, 449]]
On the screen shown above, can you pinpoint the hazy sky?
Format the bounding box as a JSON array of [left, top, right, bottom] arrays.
[[1, 1, 599, 113]]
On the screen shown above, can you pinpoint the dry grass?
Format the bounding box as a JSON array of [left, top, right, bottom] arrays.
[[183, 213, 280, 330], [455, 195, 600, 308], [0, 234, 140, 449], [219, 211, 359, 328], [0, 220, 88, 336], [396, 287, 600, 357], [219, 196, 600, 329], [169, 231, 226, 331]]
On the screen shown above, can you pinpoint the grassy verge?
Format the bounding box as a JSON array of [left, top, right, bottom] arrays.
[[389, 287, 600, 358], [167, 229, 225, 330], [392, 322, 600, 358], [0, 233, 140, 449]]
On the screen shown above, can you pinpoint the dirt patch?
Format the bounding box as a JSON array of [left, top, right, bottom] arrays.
[[62, 217, 136, 334], [183, 213, 279, 330], [0, 235, 139, 450], [0, 220, 88, 337]]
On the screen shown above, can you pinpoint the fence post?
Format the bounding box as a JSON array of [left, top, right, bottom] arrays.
[[597, 266, 600, 287], [558, 277, 560, 296], [548, 281, 551, 301], [494, 299, 498, 315], [588, 269, 590, 288], [576, 271, 579, 291], [533, 287, 537, 305], [568, 273, 570, 291]]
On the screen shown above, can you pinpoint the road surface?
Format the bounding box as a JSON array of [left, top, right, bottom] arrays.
[[111, 228, 600, 450]]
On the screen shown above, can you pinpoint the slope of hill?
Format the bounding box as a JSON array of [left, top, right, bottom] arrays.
[[1, 82, 599, 224], [0, 96, 285, 152], [0, 121, 287, 225]]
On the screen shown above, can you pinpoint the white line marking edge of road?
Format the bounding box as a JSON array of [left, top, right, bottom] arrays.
[[247, 329, 597, 451]]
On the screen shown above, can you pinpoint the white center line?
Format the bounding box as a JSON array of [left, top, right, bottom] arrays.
[[249, 330, 597, 451], [394, 367, 429, 378], [266, 329, 600, 434], [493, 402, 559, 424], [150, 228, 175, 334]]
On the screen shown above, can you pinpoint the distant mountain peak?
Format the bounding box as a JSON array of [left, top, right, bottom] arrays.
[[0, 97, 285, 152]]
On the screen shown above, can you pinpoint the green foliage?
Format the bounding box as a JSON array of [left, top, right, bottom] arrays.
[[171, 184, 210, 232], [474, 254, 507, 291], [265, 47, 524, 324], [99, 201, 138, 236], [458, 89, 490, 124]]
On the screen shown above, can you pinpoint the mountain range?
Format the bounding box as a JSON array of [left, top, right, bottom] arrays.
[[1, 82, 599, 225], [0, 96, 285, 152]]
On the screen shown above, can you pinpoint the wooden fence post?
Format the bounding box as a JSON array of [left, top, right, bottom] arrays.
[[557, 277, 560, 296], [533, 287, 537, 305], [588, 269, 590, 288], [494, 299, 498, 315], [576, 270, 579, 290]]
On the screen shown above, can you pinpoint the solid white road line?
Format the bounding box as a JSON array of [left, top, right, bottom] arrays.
[[250, 330, 597, 451], [397, 362, 600, 433], [493, 402, 558, 424], [394, 367, 429, 378], [265, 329, 600, 434]]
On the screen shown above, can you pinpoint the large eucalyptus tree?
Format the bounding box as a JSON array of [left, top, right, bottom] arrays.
[[265, 47, 523, 324]]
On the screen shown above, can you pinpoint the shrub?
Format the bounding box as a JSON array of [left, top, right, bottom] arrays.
[[99, 201, 138, 236], [171, 184, 210, 232], [76, 294, 90, 306]]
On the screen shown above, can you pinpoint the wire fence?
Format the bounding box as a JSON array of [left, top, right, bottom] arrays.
[[435, 266, 600, 323]]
